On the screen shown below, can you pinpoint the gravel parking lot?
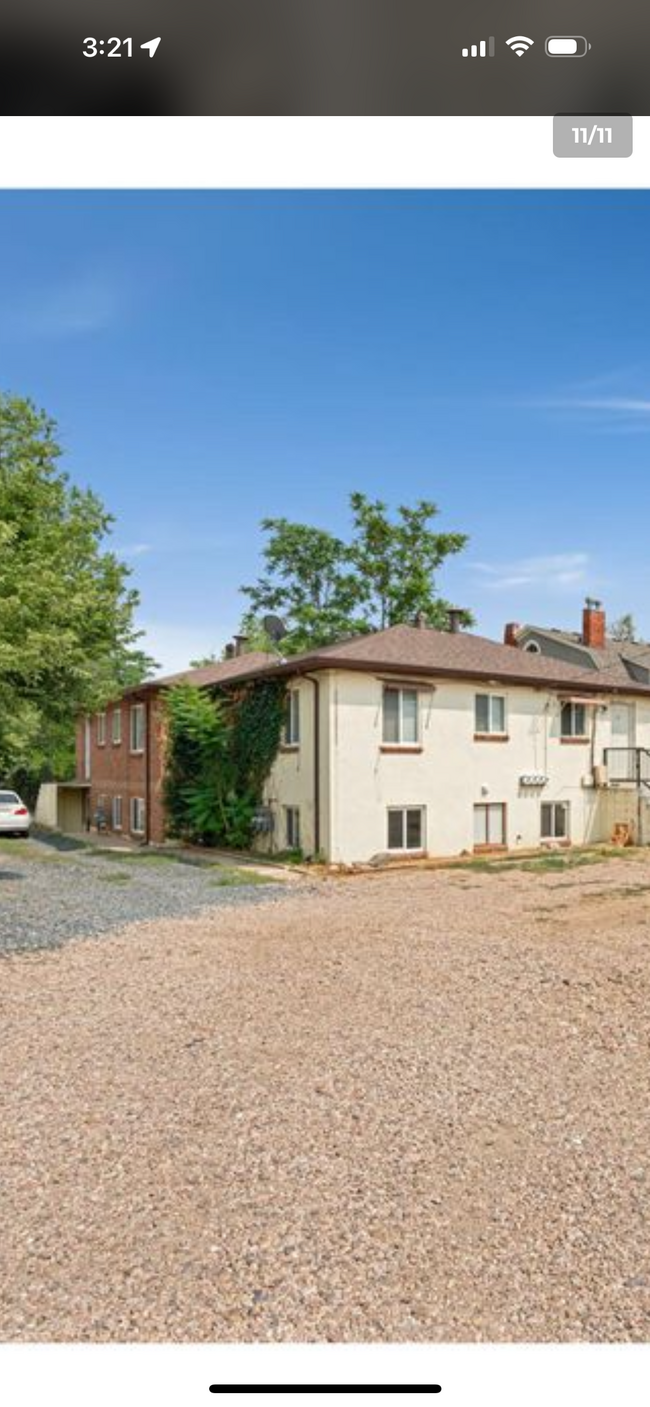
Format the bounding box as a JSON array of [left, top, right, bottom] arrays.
[[3, 849, 650, 1342], [0, 835, 300, 953]]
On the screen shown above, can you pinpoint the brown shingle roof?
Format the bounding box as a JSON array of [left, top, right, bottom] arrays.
[[239, 624, 650, 696], [124, 627, 650, 699], [123, 651, 278, 696]]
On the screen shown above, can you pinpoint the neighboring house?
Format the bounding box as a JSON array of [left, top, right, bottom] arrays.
[[76, 608, 650, 861], [504, 599, 650, 687]]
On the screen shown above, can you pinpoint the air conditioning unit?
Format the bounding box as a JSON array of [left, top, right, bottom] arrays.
[[592, 764, 608, 789], [519, 773, 548, 788]]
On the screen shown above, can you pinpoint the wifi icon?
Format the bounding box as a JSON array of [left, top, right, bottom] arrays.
[[506, 35, 535, 56]]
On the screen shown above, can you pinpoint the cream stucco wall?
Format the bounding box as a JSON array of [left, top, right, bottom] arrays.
[[261, 668, 650, 863]]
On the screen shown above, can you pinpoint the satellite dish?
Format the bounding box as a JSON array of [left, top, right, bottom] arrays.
[[262, 614, 287, 643]]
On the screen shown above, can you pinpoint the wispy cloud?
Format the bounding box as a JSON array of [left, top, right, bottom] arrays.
[[8, 267, 128, 339], [116, 542, 154, 559], [470, 552, 590, 592], [539, 397, 650, 415]]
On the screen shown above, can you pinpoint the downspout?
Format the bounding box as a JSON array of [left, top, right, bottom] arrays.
[[145, 694, 152, 845], [303, 674, 321, 858]]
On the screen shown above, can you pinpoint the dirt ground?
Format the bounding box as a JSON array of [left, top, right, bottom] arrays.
[[3, 852, 650, 1343]]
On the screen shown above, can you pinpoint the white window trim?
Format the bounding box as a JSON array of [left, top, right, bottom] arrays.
[[382, 687, 420, 747], [112, 707, 122, 745], [475, 692, 508, 737], [97, 712, 107, 746], [130, 797, 146, 836], [541, 800, 570, 842], [283, 690, 301, 747], [130, 703, 146, 754], [386, 805, 426, 853], [112, 795, 123, 831]]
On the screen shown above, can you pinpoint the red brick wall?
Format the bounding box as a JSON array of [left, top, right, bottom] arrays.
[[75, 691, 168, 843]]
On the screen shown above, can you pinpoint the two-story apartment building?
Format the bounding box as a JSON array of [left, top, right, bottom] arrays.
[[75, 606, 650, 862]]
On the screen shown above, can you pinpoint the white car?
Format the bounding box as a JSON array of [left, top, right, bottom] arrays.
[[0, 789, 32, 836]]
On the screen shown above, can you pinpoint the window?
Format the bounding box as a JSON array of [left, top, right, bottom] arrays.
[[541, 802, 570, 841], [130, 703, 146, 753], [97, 712, 107, 746], [283, 690, 300, 746], [475, 693, 507, 736], [561, 702, 587, 739], [387, 806, 425, 851], [524, 640, 541, 654], [285, 806, 301, 849], [474, 803, 506, 848], [112, 795, 123, 830], [383, 688, 419, 745], [112, 707, 122, 745], [130, 797, 146, 835]]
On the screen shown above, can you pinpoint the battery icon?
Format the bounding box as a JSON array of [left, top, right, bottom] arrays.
[[545, 36, 590, 57]]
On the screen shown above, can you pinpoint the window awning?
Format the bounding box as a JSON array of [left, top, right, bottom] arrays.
[[558, 695, 603, 706]]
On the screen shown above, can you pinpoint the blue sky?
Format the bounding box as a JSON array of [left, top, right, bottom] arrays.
[[1, 190, 650, 670]]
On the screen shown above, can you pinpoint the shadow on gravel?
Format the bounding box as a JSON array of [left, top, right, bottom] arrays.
[[32, 829, 89, 853], [0, 870, 23, 882]]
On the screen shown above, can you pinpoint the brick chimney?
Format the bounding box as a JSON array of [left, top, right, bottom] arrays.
[[582, 598, 606, 649], [503, 622, 520, 648], [447, 608, 464, 634], [233, 634, 248, 657]]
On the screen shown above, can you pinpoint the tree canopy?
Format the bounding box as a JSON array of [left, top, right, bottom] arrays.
[[0, 393, 156, 788], [241, 492, 471, 654]]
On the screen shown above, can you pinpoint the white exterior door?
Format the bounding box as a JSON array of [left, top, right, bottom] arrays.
[[611, 703, 635, 749]]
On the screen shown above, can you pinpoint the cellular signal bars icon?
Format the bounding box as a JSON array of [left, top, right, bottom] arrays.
[[462, 37, 495, 58]]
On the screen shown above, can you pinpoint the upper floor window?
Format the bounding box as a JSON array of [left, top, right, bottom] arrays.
[[383, 687, 419, 746], [475, 693, 507, 736], [561, 702, 587, 739], [96, 712, 107, 746], [130, 703, 146, 753], [112, 707, 122, 745], [283, 689, 300, 746]]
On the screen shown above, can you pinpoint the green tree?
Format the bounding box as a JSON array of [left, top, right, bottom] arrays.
[[242, 492, 471, 653], [349, 492, 471, 631], [0, 393, 156, 786], [610, 613, 639, 643]]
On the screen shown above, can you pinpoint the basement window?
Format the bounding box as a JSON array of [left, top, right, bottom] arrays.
[[474, 802, 506, 849], [541, 801, 570, 841], [387, 806, 425, 852], [285, 806, 301, 849], [383, 688, 419, 745]]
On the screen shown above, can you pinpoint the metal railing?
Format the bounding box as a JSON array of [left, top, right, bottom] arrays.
[[604, 747, 650, 789]]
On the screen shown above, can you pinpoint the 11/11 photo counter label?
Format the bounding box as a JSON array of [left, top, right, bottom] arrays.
[[553, 114, 633, 156]]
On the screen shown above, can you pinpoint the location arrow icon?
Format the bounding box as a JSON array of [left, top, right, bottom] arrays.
[[140, 37, 161, 57]]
